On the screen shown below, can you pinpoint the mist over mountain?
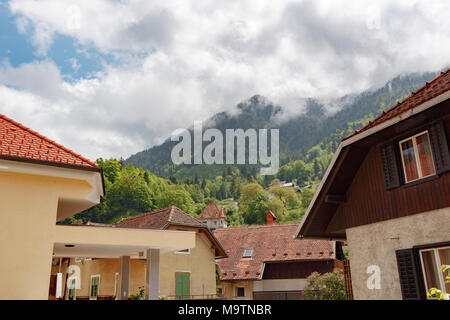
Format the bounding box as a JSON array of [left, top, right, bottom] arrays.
[[125, 71, 439, 179]]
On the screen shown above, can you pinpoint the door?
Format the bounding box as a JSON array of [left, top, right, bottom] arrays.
[[175, 272, 190, 299]]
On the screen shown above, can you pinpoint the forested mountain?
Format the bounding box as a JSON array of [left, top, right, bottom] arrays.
[[66, 70, 441, 227], [125, 71, 439, 179]]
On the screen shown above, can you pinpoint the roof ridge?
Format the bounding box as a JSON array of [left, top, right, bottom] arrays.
[[168, 206, 176, 221], [0, 114, 98, 168], [115, 207, 170, 224], [214, 222, 299, 232]]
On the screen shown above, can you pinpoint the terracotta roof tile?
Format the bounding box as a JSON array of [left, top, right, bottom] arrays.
[[114, 206, 205, 229], [214, 223, 335, 281], [0, 114, 98, 168], [198, 201, 226, 220], [344, 68, 450, 141]]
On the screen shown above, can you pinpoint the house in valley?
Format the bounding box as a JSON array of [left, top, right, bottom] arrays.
[[197, 201, 228, 231], [52, 206, 227, 300], [0, 113, 196, 300], [295, 69, 450, 300], [214, 215, 344, 300]]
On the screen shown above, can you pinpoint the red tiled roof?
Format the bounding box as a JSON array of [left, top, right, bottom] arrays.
[[114, 206, 228, 258], [0, 114, 98, 168], [198, 201, 226, 220], [344, 69, 450, 141], [114, 206, 205, 229], [214, 223, 335, 281]]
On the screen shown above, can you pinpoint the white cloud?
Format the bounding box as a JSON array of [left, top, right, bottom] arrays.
[[1, 0, 450, 161]]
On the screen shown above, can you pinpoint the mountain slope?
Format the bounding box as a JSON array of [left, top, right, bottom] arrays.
[[126, 71, 439, 179]]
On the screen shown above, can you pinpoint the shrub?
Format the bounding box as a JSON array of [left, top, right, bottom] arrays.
[[303, 269, 346, 300]]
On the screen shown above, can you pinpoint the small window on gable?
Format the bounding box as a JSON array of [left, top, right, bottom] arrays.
[[243, 248, 254, 258], [399, 131, 436, 183], [236, 287, 245, 297]]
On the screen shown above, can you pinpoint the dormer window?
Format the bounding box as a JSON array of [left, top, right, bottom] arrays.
[[243, 248, 254, 258], [399, 131, 436, 183]]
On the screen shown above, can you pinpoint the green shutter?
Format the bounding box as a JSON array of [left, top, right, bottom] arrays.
[[175, 273, 190, 299]]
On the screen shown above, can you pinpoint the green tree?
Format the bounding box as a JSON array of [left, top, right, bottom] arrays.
[[244, 192, 270, 225], [238, 183, 266, 213], [268, 186, 299, 209], [157, 187, 195, 214], [106, 171, 154, 222], [98, 158, 122, 183]]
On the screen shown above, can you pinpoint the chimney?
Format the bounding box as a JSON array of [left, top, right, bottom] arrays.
[[266, 211, 277, 225]]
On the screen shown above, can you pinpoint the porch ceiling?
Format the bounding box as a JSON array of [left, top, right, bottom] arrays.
[[53, 225, 195, 258]]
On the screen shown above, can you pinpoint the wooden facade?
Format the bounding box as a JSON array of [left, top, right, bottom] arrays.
[[327, 118, 450, 233], [262, 259, 342, 280], [299, 99, 450, 238]]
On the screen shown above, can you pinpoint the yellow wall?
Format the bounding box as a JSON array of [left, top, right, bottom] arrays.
[[0, 170, 93, 300], [56, 228, 218, 299], [218, 281, 254, 300]]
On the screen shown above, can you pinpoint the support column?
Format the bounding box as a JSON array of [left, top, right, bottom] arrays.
[[145, 248, 160, 300], [118, 256, 130, 300]]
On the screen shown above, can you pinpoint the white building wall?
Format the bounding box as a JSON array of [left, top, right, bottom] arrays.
[[346, 207, 450, 300]]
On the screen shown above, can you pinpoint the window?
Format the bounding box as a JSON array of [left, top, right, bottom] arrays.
[[399, 131, 436, 183], [68, 278, 76, 300], [419, 246, 450, 296], [216, 287, 223, 297], [176, 248, 190, 255], [236, 287, 245, 297], [243, 248, 254, 258], [90, 275, 100, 300], [114, 272, 119, 299]]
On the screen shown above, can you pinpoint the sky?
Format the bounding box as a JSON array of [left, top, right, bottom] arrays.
[[0, 0, 450, 161]]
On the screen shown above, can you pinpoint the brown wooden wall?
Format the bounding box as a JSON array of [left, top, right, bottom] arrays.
[[262, 259, 340, 279], [327, 118, 450, 233]]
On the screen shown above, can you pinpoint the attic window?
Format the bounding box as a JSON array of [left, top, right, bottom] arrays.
[[243, 248, 254, 258], [399, 131, 436, 183]]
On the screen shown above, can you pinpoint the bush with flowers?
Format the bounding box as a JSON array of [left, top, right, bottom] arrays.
[[303, 269, 346, 300]]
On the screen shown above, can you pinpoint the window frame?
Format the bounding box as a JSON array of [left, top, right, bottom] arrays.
[[242, 248, 254, 258], [175, 248, 191, 255], [398, 130, 436, 184], [114, 272, 119, 299], [418, 245, 450, 298], [236, 287, 245, 297], [89, 274, 101, 300], [68, 278, 77, 300]]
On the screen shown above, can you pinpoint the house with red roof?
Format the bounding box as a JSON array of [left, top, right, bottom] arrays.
[[295, 69, 450, 300], [0, 114, 196, 300], [214, 214, 344, 300], [52, 206, 227, 300], [197, 201, 228, 231]]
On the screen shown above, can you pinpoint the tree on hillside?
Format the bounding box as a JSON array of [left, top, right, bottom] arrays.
[[244, 192, 270, 225], [268, 185, 299, 209], [97, 158, 122, 183], [105, 170, 154, 222], [157, 187, 195, 215], [238, 183, 266, 213]]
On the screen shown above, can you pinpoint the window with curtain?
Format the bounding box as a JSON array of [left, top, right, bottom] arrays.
[[420, 246, 450, 297], [399, 131, 436, 183]]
